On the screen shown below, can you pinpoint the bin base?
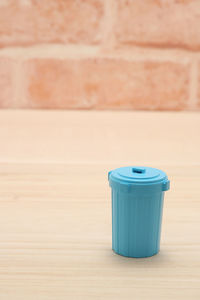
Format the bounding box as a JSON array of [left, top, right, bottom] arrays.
[[112, 248, 159, 258]]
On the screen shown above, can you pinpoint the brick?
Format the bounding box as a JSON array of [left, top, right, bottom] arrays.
[[25, 59, 94, 109], [0, 58, 15, 108], [0, 0, 103, 47], [25, 58, 189, 110], [197, 64, 200, 110], [115, 0, 200, 50]]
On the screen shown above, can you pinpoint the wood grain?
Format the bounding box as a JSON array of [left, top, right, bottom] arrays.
[[0, 110, 199, 299]]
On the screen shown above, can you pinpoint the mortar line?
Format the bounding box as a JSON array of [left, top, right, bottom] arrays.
[[0, 44, 199, 63]]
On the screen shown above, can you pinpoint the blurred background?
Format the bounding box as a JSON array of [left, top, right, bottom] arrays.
[[0, 0, 200, 111]]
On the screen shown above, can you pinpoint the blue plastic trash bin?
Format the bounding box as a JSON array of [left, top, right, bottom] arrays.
[[108, 166, 170, 258]]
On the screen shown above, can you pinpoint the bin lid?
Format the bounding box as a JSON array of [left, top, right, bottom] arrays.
[[109, 166, 169, 189]]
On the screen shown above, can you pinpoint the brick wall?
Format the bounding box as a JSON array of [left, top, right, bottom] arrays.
[[0, 0, 200, 110]]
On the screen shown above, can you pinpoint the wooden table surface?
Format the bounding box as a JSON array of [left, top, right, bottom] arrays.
[[0, 110, 199, 300]]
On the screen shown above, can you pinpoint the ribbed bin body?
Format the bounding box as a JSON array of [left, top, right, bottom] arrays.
[[108, 166, 170, 258], [112, 190, 164, 257]]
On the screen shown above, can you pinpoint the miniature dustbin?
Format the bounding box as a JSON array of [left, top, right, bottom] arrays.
[[108, 166, 170, 258]]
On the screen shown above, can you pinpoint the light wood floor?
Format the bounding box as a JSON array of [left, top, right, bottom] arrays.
[[0, 110, 199, 299]]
